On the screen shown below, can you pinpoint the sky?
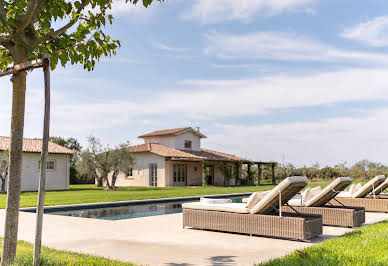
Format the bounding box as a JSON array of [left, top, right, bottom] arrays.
[[1, 0, 388, 167]]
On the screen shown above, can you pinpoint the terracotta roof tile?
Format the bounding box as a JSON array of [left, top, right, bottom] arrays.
[[138, 127, 191, 138], [0, 137, 73, 155], [128, 143, 203, 160], [185, 148, 246, 162], [128, 143, 246, 162]]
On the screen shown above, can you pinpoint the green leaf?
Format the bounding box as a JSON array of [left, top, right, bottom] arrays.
[[0, 14, 8, 28]]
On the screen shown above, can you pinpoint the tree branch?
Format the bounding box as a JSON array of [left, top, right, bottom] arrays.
[[0, 0, 5, 17], [33, 0, 89, 47], [15, 0, 39, 34]]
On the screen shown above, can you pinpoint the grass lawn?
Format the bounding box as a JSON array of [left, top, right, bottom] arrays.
[[260, 221, 388, 266], [0, 238, 133, 266], [0, 182, 329, 209]]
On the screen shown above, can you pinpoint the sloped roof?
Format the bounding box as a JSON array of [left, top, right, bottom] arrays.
[[184, 148, 246, 162], [127, 143, 246, 162], [0, 137, 73, 155], [138, 127, 206, 138], [128, 143, 203, 160]]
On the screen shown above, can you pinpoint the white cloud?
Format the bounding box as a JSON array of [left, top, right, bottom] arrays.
[[152, 41, 190, 53], [340, 16, 388, 47], [182, 0, 315, 24], [205, 31, 388, 64], [207, 108, 388, 167]]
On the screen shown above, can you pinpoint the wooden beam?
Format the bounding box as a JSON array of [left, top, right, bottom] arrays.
[[33, 54, 50, 266], [257, 163, 262, 185], [271, 163, 275, 185], [0, 59, 44, 77]]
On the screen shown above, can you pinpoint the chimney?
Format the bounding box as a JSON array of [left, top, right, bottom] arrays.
[[194, 127, 200, 132]]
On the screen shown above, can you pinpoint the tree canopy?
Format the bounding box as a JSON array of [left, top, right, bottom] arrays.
[[0, 0, 161, 68]]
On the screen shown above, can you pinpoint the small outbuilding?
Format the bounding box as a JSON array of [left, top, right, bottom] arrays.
[[0, 137, 73, 191]]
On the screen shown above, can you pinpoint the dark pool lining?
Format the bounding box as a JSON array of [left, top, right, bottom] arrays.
[[20, 192, 253, 213]]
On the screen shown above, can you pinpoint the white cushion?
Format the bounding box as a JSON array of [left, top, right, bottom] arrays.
[[245, 193, 256, 205], [348, 184, 356, 195], [249, 176, 308, 214], [373, 178, 388, 195], [288, 198, 303, 207], [182, 202, 249, 214], [305, 176, 352, 207], [352, 175, 386, 198], [301, 188, 312, 204], [200, 197, 232, 204], [354, 183, 362, 193]]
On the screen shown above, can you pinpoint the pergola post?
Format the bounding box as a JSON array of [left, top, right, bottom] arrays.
[[201, 161, 205, 186], [247, 163, 251, 185], [271, 163, 275, 185], [257, 163, 262, 185]]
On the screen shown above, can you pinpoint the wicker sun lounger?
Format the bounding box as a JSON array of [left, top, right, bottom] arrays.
[[182, 176, 323, 241], [283, 177, 365, 227], [330, 175, 388, 212]]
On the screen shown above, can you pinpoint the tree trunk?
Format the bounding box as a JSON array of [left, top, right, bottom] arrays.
[[1, 178, 5, 193], [111, 171, 118, 189], [2, 54, 27, 265], [96, 176, 103, 187], [1, 179, 5, 193]]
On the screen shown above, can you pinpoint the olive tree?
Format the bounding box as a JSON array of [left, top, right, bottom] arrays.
[[84, 136, 132, 189], [0, 0, 160, 264], [0, 151, 8, 193]]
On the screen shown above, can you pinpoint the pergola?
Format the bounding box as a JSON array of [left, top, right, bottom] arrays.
[[243, 161, 278, 185]]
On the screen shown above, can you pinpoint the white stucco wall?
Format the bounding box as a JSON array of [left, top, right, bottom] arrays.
[[142, 131, 201, 151], [109, 152, 167, 187], [7, 152, 70, 191]]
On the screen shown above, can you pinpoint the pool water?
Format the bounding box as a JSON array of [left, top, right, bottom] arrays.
[[49, 197, 244, 221]]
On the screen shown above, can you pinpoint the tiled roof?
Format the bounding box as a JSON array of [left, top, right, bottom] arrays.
[[127, 143, 246, 162], [128, 143, 203, 160], [138, 127, 191, 138], [138, 127, 206, 138], [185, 148, 246, 162], [0, 137, 73, 155]]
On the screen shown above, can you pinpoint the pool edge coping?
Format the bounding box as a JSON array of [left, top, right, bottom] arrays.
[[20, 191, 256, 213]]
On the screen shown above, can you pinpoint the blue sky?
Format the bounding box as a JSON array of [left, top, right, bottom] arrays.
[[1, 0, 388, 167]]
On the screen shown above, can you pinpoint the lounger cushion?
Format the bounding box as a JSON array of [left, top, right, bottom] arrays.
[[352, 175, 386, 198], [249, 176, 308, 214], [246, 192, 257, 207], [182, 202, 249, 214], [373, 178, 388, 195], [354, 183, 362, 193], [305, 177, 352, 207], [301, 188, 312, 203], [246, 192, 263, 209], [348, 184, 356, 195], [200, 198, 232, 204]]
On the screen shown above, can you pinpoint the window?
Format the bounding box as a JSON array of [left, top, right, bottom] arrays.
[[173, 164, 187, 183], [38, 160, 56, 170], [184, 140, 192, 149], [127, 168, 133, 177]]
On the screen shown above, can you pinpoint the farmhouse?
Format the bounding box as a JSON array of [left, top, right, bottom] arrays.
[[0, 137, 73, 191], [110, 127, 275, 187]]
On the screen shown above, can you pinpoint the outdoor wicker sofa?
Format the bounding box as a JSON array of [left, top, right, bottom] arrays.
[[182, 176, 323, 241], [283, 177, 365, 227], [330, 175, 388, 212]]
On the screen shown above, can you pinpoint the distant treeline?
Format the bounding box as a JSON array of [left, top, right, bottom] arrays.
[[275, 160, 387, 182], [242, 160, 387, 183]]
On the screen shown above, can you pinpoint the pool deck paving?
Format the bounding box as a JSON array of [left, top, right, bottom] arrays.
[[0, 210, 387, 266]]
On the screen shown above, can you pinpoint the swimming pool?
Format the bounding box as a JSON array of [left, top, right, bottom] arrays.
[[23, 194, 250, 221]]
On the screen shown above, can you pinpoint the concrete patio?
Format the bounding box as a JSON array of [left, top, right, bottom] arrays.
[[0, 210, 387, 266]]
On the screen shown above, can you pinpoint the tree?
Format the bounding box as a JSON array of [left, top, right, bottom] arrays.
[[0, 0, 161, 264], [50, 136, 82, 154], [84, 136, 132, 189], [0, 151, 8, 193], [77, 150, 99, 186]]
